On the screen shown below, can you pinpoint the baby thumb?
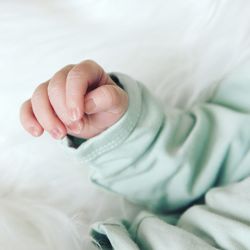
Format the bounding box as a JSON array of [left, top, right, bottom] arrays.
[[84, 84, 128, 115]]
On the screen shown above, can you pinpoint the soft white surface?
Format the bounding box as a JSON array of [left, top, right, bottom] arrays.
[[0, 0, 250, 249]]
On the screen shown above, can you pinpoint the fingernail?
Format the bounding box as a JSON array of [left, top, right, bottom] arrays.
[[68, 121, 83, 134], [29, 126, 40, 137], [50, 128, 63, 139], [70, 108, 81, 121], [85, 99, 96, 113]]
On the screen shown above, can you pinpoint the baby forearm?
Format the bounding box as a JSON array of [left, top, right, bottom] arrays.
[[66, 72, 250, 213]]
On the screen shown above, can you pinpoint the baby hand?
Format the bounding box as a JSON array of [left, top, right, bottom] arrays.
[[20, 60, 128, 139]]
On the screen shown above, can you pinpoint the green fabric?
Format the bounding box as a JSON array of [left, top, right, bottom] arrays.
[[90, 177, 250, 250], [63, 60, 250, 249]]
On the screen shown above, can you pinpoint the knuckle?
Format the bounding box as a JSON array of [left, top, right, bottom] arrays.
[[21, 101, 30, 117], [67, 67, 83, 80], [81, 61, 94, 72], [21, 99, 29, 110], [48, 77, 62, 95], [80, 60, 97, 72], [48, 83, 58, 95], [32, 83, 46, 100], [49, 65, 73, 95], [83, 59, 95, 66], [67, 60, 98, 81], [64, 64, 75, 70]]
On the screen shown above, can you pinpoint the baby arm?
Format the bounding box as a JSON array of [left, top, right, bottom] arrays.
[[20, 59, 250, 213], [63, 61, 250, 213]]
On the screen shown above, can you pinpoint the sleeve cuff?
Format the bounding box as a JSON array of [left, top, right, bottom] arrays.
[[62, 72, 142, 162]]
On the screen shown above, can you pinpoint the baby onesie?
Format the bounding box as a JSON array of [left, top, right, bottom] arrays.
[[63, 60, 250, 249]]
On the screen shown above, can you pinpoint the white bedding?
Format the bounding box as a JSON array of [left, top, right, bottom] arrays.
[[1, 0, 250, 249]]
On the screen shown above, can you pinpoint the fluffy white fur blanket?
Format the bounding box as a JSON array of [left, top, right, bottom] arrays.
[[0, 0, 250, 249]]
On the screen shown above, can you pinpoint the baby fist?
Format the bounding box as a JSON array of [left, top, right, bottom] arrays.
[[20, 60, 129, 140]]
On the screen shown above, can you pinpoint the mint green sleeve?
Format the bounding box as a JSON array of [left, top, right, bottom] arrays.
[[64, 61, 250, 213]]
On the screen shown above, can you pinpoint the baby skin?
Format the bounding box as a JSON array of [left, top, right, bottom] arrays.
[[20, 60, 128, 140]]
